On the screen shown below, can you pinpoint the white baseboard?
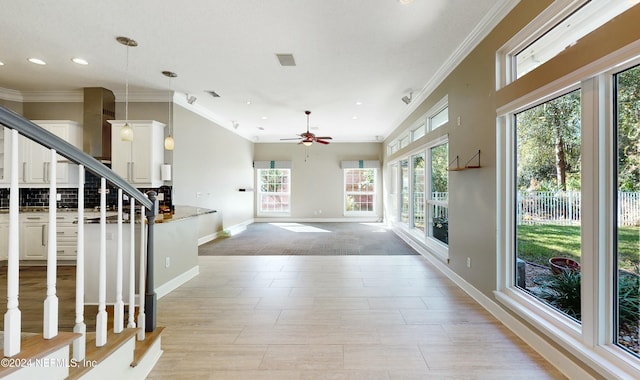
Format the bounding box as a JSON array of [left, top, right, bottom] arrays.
[[222, 219, 254, 236], [155, 266, 199, 300], [391, 227, 592, 380], [253, 217, 381, 223], [198, 233, 217, 246]]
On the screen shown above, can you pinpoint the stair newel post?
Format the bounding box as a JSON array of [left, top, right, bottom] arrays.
[[96, 177, 108, 347], [73, 165, 86, 360], [114, 188, 125, 333], [137, 201, 147, 340], [43, 148, 59, 339], [127, 197, 137, 328], [144, 191, 158, 332], [4, 129, 21, 356]]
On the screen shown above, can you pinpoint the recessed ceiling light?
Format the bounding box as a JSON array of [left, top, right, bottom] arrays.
[[0, 61, 5, 66], [246, 100, 252, 105], [398, 0, 415, 4], [72, 58, 89, 65], [355, 101, 363, 106], [352, 116, 358, 120], [27, 58, 46, 65], [261, 116, 268, 120]]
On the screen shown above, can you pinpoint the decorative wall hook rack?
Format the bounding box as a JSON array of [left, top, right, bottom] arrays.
[[464, 150, 481, 169], [447, 155, 465, 171]]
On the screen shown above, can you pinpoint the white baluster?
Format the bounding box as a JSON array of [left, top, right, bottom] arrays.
[[43, 148, 58, 339], [73, 165, 86, 360], [96, 178, 108, 346], [137, 202, 146, 341], [114, 189, 124, 333], [3, 129, 21, 356], [127, 198, 136, 328]]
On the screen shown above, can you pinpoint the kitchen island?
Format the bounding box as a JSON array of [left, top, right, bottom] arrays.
[[84, 205, 216, 304]]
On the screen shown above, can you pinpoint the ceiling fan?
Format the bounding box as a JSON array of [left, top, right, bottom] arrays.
[[281, 110, 332, 146]]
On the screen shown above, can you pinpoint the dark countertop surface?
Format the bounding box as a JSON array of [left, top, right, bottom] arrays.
[[0, 205, 217, 224]]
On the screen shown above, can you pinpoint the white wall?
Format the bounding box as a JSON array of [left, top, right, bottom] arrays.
[[254, 142, 383, 220], [172, 104, 254, 230]]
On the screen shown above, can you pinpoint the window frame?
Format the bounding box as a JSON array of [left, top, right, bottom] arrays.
[[343, 167, 377, 216], [496, 51, 640, 378], [256, 168, 291, 216]]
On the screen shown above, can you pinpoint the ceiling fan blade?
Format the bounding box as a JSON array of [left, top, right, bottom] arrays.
[[316, 139, 330, 144], [314, 136, 332, 140], [280, 137, 301, 140]]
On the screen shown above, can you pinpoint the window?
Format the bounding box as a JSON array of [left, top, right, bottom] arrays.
[[614, 64, 640, 357], [411, 122, 426, 142], [257, 168, 290, 215], [412, 153, 425, 232], [344, 168, 376, 214], [400, 159, 409, 224], [429, 107, 448, 131], [429, 142, 448, 245], [497, 51, 640, 379], [399, 135, 410, 149], [514, 89, 582, 321], [498, 0, 636, 87]]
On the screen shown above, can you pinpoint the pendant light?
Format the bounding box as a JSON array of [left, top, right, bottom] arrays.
[[117, 36, 137, 141], [162, 70, 177, 150]]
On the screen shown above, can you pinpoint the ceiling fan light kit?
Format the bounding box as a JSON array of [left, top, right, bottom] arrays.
[[280, 110, 333, 146]]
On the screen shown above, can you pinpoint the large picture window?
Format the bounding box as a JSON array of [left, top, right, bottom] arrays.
[[429, 142, 448, 245], [514, 89, 582, 321], [257, 168, 291, 215], [614, 64, 640, 356]]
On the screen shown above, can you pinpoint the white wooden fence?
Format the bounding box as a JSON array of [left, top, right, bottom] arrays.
[[517, 191, 640, 226]]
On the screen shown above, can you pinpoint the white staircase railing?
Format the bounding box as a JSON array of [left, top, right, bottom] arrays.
[[0, 105, 158, 361]]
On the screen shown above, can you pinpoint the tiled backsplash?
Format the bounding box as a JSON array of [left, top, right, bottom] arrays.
[[0, 172, 172, 210]]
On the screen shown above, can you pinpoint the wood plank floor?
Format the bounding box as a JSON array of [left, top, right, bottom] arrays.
[[148, 255, 567, 379]]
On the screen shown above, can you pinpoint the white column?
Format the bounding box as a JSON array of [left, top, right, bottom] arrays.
[[114, 189, 124, 333], [137, 203, 146, 341], [43, 149, 58, 339], [95, 178, 108, 346], [3, 129, 21, 356], [127, 198, 137, 328], [73, 165, 86, 360]]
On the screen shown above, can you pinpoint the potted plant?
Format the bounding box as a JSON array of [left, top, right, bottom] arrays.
[[548, 257, 580, 275]]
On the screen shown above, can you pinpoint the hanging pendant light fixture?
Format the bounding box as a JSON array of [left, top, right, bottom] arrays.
[[161, 70, 177, 150], [117, 36, 138, 142]]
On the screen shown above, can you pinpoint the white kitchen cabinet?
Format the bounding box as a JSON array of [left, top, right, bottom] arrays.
[[21, 214, 47, 259], [12, 120, 83, 187], [110, 120, 165, 188], [19, 213, 78, 260], [0, 213, 8, 260]]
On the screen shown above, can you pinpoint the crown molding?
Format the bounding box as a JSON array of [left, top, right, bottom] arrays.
[[0, 87, 24, 102], [388, 0, 521, 137], [0, 88, 173, 103]]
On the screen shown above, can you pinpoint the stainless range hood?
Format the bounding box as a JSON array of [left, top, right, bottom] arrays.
[[83, 87, 115, 162]]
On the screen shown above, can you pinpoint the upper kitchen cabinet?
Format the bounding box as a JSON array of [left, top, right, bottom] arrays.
[[0, 120, 83, 188], [110, 120, 165, 188]]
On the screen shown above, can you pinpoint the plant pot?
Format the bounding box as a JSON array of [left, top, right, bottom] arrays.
[[549, 257, 580, 275]]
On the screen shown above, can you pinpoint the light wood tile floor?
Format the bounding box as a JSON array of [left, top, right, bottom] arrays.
[[147, 255, 566, 379]]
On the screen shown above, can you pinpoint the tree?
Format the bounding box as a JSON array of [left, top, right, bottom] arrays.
[[616, 65, 640, 191], [517, 90, 581, 191]]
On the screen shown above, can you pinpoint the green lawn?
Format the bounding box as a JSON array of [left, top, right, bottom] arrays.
[[517, 224, 639, 272]]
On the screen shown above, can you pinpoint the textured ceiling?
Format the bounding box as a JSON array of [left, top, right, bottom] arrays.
[[0, 0, 518, 142]]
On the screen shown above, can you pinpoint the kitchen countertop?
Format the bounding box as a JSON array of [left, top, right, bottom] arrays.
[[0, 205, 217, 224], [83, 205, 216, 224]]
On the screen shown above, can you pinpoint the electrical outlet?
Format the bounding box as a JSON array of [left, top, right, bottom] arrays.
[[467, 257, 471, 268], [165, 257, 170, 268]]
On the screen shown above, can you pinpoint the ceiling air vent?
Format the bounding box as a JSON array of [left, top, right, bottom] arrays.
[[276, 53, 296, 66], [207, 90, 220, 98]]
